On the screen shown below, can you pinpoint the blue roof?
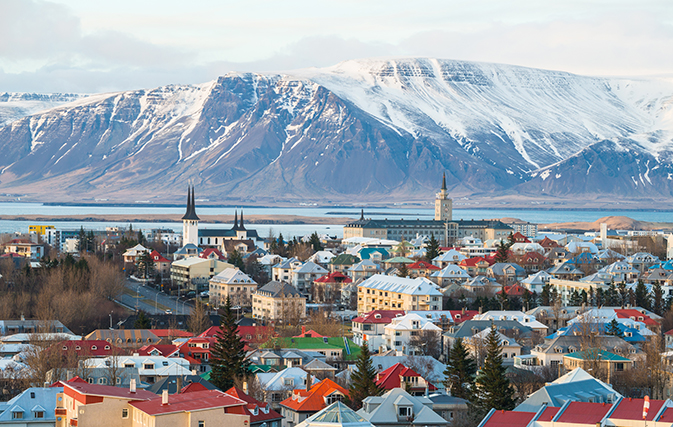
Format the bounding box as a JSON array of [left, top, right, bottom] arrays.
[[0, 387, 62, 422], [358, 248, 389, 260]]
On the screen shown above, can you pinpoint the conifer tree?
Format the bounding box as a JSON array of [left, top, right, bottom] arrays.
[[606, 318, 623, 337], [210, 297, 251, 391], [635, 280, 650, 310], [444, 338, 476, 401], [309, 232, 323, 252], [133, 311, 151, 329], [494, 240, 509, 263], [475, 326, 515, 412], [397, 263, 409, 278], [228, 249, 245, 271], [426, 234, 441, 262], [347, 341, 383, 410], [653, 281, 664, 315]]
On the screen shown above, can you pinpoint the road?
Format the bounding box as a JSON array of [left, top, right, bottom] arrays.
[[118, 279, 194, 315]]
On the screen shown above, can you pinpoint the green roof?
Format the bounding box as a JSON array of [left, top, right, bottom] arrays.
[[330, 254, 360, 266], [564, 348, 630, 362], [384, 257, 415, 264], [260, 336, 361, 361]]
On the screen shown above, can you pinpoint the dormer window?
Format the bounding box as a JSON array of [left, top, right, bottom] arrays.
[[398, 406, 413, 418]]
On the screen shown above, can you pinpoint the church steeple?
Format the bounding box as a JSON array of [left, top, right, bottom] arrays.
[[240, 211, 246, 230], [182, 186, 200, 221], [441, 172, 447, 191], [233, 210, 239, 230], [360, 209, 364, 221]]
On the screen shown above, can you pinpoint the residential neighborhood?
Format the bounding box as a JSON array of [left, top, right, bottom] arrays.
[[2, 183, 673, 426]]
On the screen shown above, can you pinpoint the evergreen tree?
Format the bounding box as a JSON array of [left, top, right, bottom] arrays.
[[87, 230, 95, 252], [309, 232, 323, 252], [507, 232, 516, 247], [210, 297, 251, 391], [134, 311, 151, 329], [580, 289, 588, 304], [137, 230, 146, 246], [426, 234, 441, 261], [77, 226, 87, 252], [228, 249, 245, 271], [444, 338, 476, 401], [276, 233, 286, 256], [569, 289, 582, 306], [494, 240, 509, 263], [347, 341, 383, 410], [136, 251, 155, 279], [606, 318, 623, 337], [635, 280, 650, 309], [397, 263, 409, 278], [540, 285, 552, 306], [475, 326, 516, 412], [596, 288, 605, 307], [617, 282, 628, 307], [653, 281, 664, 315]]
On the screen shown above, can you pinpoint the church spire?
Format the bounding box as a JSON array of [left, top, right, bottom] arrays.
[[233, 210, 239, 230], [240, 210, 246, 230], [441, 172, 447, 191], [182, 185, 200, 221], [360, 209, 364, 220]]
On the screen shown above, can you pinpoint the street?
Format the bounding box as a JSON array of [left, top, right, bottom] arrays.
[[117, 279, 194, 315]]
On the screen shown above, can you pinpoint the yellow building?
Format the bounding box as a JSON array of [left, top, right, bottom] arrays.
[[357, 274, 443, 313], [209, 268, 258, 308], [252, 281, 306, 321], [29, 225, 55, 235]]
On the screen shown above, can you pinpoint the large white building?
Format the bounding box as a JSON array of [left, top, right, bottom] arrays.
[[382, 313, 442, 355], [357, 275, 443, 313]]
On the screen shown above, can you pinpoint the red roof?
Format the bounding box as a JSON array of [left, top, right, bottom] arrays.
[[63, 378, 156, 400], [294, 327, 326, 338], [448, 310, 478, 323], [501, 283, 527, 297], [150, 250, 170, 263], [407, 260, 440, 270], [459, 257, 489, 267], [610, 397, 665, 421], [136, 344, 179, 357], [665, 329, 673, 336], [537, 407, 559, 422], [614, 309, 660, 326], [482, 410, 536, 427], [539, 236, 561, 248], [522, 252, 546, 263], [199, 325, 276, 344], [375, 363, 437, 391], [659, 407, 673, 422], [8, 239, 36, 245], [181, 382, 209, 393], [352, 310, 405, 324], [314, 272, 353, 284], [150, 329, 194, 338], [280, 378, 349, 412], [225, 387, 283, 423], [199, 248, 225, 260], [511, 232, 531, 243], [555, 402, 612, 424], [130, 389, 246, 416]]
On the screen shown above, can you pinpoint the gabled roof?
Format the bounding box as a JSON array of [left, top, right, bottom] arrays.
[[299, 401, 374, 427], [555, 401, 613, 424], [211, 268, 256, 285], [280, 378, 349, 412], [431, 264, 471, 278], [62, 377, 156, 400], [149, 250, 170, 263], [480, 410, 536, 427], [199, 247, 226, 260], [352, 310, 405, 324], [256, 281, 303, 298], [610, 397, 665, 421], [315, 272, 353, 284], [459, 256, 490, 267], [225, 387, 283, 423], [407, 260, 440, 271], [130, 389, 244, 416], [358, 274, 442, 296], [375, 363, 437, 391]]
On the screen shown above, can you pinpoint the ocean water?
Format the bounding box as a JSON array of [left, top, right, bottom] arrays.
[[0, 202, 671, 238]]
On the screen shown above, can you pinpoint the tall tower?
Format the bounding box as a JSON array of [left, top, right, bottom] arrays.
[[434, 173, 452, 221], [182, 186, 200, 246]]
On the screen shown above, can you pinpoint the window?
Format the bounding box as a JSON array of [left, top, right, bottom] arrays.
[[12, 412, 22, 419], [615, 363, 625, 372], [34, 411, 44, 419], [30, 392, 35, 398], [398, 406, 411, 417], [199, 421, 205, 427], [122, 409, 129, 418]]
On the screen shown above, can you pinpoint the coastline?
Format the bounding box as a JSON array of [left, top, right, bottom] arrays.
[[0, 214, 353, 225]]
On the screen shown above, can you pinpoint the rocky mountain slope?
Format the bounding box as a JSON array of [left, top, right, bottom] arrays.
[[0, 93, 83, 126], [0, 58, 672, 205]]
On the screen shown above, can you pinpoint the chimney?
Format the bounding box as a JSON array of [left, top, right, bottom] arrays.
[[462, 307, 466, 315], [176, 376, 183, 394], [243, 381, 249, 395], [162, 389, 169, 405], [130, 379, 136, 393], [302, 326, 306, 335], [306, 374, 312, 391], [478, 306, 483, 314]]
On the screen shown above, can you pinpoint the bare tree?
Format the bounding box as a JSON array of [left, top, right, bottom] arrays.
[[408, 330, 442, 359], [187, 299, 211, 334]]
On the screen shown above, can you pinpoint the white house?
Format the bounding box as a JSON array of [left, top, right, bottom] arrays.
[[382, 313, 442, 355], [472, 311, 548, 334]]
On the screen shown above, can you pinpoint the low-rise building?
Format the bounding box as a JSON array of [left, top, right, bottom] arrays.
[[357, 275, 443, 313], [209, 268, 257, 308], [357, 388, 449, 427], [292, 261, 328, 297], [280, 378, 349, 427], [352, 310, 405, 348], [383, 313, 442, 356], [252, 282, 306, 321], [170, 257, 233, 292], [0, 386, 62, 425]]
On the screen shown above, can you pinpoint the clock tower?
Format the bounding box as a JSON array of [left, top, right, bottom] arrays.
[[434, 173, 452, 221]]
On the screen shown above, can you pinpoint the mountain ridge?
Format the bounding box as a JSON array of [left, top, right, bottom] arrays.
[[0, 57, 672, 205]]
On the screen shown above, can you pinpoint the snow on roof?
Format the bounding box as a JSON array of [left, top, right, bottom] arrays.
[[358, 274, 442, 296]]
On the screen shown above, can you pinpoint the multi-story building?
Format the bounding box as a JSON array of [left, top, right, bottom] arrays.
[[352, 310, 405, 347], [382, 313, 442, 355], [170, 257, 233, 292], [209, 268, 258, 308], [291, 261, 328, 297], [357, 275, 443, 313], [343, 176, 512, 246], [252, 282, 306, 321]]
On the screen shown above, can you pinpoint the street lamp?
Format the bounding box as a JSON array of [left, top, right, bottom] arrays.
[[155, 293, 159, 314], [109, 311, 113, 330]]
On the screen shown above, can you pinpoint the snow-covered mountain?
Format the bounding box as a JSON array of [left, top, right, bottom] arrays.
[[0, 93, 84, 126], [0, 58, 672, 204]]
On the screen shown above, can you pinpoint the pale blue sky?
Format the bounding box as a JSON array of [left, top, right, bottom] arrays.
[[1, 0, 672, 92]]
